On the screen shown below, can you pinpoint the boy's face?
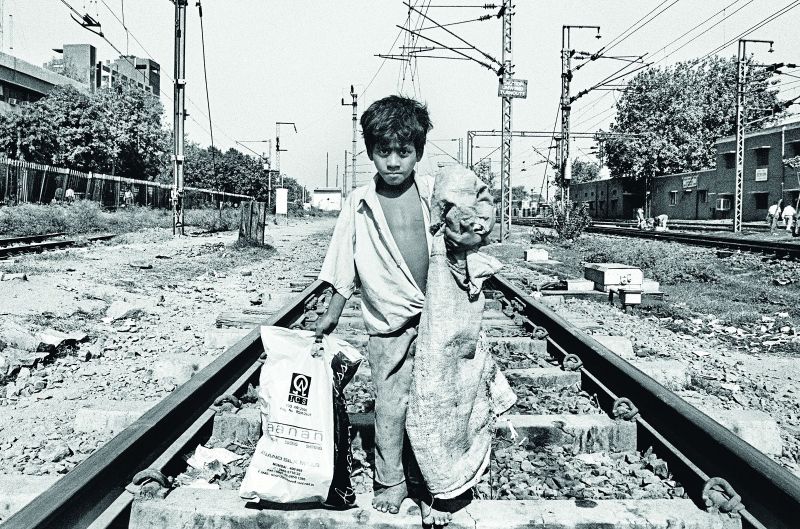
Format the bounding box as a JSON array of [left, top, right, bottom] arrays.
[[369, 139, 421, 187]]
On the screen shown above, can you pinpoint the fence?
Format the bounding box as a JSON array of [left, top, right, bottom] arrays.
[[0, 157, 253, 209]]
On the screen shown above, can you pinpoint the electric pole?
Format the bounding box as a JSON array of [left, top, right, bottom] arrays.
[[275, 121, 297, 188], [342, 85, 358, 195], [734, 38, 774, 233], [171, 0, 188, 236], [560, 25, 601, 208], [499, 0, 513, 240]]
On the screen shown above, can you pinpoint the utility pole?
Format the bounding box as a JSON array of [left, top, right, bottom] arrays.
[[734, 38, 774, 233], [171, 0, 188, 236], [499, 0, 513, 240], [342, 85, 358, 196], [275, 121, 297, 188], [343, 150, 348, 194], [560, 25, 601, 208]]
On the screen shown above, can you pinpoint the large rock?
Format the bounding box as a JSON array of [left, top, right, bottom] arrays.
[[0, 320, 40, 351], [106, 301, 148, 321]]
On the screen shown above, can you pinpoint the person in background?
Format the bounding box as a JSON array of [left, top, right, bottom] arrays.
[[635, 207, 646, 230], [123, 187, 134, 207], [781, 201, 796, 232], [654, 213, 669, 230], [767, 199, 783, 233], [64, 188, 75, 204], [52, 187, 64, 204]]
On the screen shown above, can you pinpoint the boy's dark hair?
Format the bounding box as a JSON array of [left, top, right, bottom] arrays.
[[360, 95, 433, 157]]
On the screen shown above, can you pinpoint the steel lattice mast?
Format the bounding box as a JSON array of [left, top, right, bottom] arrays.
[[499, 0, 512, 240]]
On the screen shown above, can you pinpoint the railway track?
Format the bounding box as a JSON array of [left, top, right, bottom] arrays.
[[0, 233, 116, 258], [4, 274, 799, 529], [514, 217, 800, 259]]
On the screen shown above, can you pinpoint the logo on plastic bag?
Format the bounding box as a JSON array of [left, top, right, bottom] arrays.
[[288, 373, 311, 405]]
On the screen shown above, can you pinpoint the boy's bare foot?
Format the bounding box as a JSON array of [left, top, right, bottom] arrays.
[[420, 497, 452, 526], [372, 481, 408, 514]]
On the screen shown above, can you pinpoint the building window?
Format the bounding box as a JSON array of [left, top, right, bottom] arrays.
[[724, 153, 735, 169], [610, 199, 618, 211], [755, 148, 769, 167], [612, 189, 617, 196], [698, 190, 708, 203], [599, 200, 605, 210], [789, 141, 800, 157], [754, 193, 769, 210], [669, 191, 678, 206]]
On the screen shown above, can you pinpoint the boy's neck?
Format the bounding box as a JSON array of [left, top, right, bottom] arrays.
[[376, 171, 415, 197]]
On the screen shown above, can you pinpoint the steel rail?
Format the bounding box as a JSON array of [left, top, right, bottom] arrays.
[[0, 233, 67, 246], [3, 280, 327, 529], [0, 234, 116, 258], [586, 225, 800, 258], [488, 274, 800, 529]]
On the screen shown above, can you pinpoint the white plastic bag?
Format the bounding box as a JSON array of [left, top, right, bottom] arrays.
[[239, 327, 335, 503]]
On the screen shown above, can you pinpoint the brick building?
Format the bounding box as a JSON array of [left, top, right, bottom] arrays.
[[571, 121, 800, 221], [0, 51, 87, 113]]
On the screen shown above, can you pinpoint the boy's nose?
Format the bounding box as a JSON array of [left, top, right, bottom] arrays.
[[386, 154, 401, 169]]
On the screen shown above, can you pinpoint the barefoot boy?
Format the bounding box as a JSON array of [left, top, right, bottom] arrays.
[[316, 95, 450, 525]]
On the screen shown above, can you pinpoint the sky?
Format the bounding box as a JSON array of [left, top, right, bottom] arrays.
[[7, 0, 800, 198]]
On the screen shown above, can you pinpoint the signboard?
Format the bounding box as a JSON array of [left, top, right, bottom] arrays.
[[754, 168, 768, 182], [275, 188, 288, 215], [682, 175, 697, 190], [498, 78, 528, 98]]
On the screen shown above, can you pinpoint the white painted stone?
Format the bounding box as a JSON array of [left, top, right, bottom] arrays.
[[0, 475, 60, 522], [632, 359, 690, 390], [566, 279, 595, 291], [525, 248, 549, 262], [703, 408, 783, 454], [74, 401, 154, 434], [592, 335, 634, 358], [204, 328, 250, 349], [151, 354, 212, 386]]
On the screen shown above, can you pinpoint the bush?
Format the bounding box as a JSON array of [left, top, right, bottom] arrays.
[[0, 201, 243, 236], [550, 202, 592, 241]]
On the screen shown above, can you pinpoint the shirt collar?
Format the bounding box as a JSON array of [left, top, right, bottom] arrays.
[[358, 171, 432, 212]]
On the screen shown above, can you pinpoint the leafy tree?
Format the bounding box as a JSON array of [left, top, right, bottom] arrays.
[[604, 56, 783, 188], [570, 158, 600, 184], [0, 85, 170, 179], [512, 185, 529, 202]]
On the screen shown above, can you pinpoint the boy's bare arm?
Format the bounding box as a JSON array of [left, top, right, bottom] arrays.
[[314, 290, 348, 338]]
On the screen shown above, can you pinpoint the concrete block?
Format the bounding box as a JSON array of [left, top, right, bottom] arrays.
[[564, 317, 602, 331], [566, 278, 595, 291], [204, 328, 250, 349], [0, 475, 60, 523], [642, 278, 661, 293], [525, 248, 549, 262], [632, 359, 690, 390], [703, 409, 782, 455], [129, 489, 728, 529], [484, 298, 502, 310], [485, 336, 548, 357], [151, 354, 212, 386], [74, 401, 154, 435], [584, 263, 643, 292], [211, 408, 262, 446], [505, 367, 580, 389], [335, 333, 368, 349], [592, 335, 634, 358], [498, 414, 637, 453]]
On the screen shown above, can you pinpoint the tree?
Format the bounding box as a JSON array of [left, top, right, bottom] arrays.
[[473, 159, 499, 203], [604, 56, 783, 187], [0, 85, 170, 179], [570, 158, 600, 184]]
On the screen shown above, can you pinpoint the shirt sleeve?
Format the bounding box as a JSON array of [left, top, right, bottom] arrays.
[[318, 193, 357, 299]]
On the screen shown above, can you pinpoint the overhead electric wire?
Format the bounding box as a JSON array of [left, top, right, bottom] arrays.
[[651, 0, 754, 64], [196, 0, 216, 175], [698, 0, 800, 61], [601, 0, 682, 56], [403, 1, 502, 67]]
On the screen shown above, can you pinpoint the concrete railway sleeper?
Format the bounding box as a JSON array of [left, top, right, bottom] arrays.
[[4, 275, 799, 529]]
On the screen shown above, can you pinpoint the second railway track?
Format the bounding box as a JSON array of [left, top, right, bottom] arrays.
[[4, 271, 799, 529], [0, 233, 116, 258]]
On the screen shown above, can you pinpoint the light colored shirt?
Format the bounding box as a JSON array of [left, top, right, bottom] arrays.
[[319, 172, 434, 335], [782, 205, 796, 218], [769, 204, 781, 216]]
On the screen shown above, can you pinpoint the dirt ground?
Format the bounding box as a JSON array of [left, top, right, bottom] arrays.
[[0, 217, 335, 479], [1, 218, 798, 500]]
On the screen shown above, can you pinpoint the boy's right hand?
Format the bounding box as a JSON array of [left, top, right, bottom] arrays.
[[315, 312, 339, 339]]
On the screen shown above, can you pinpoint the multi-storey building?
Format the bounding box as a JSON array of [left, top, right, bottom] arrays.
[[0, 51, 87, 112]]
